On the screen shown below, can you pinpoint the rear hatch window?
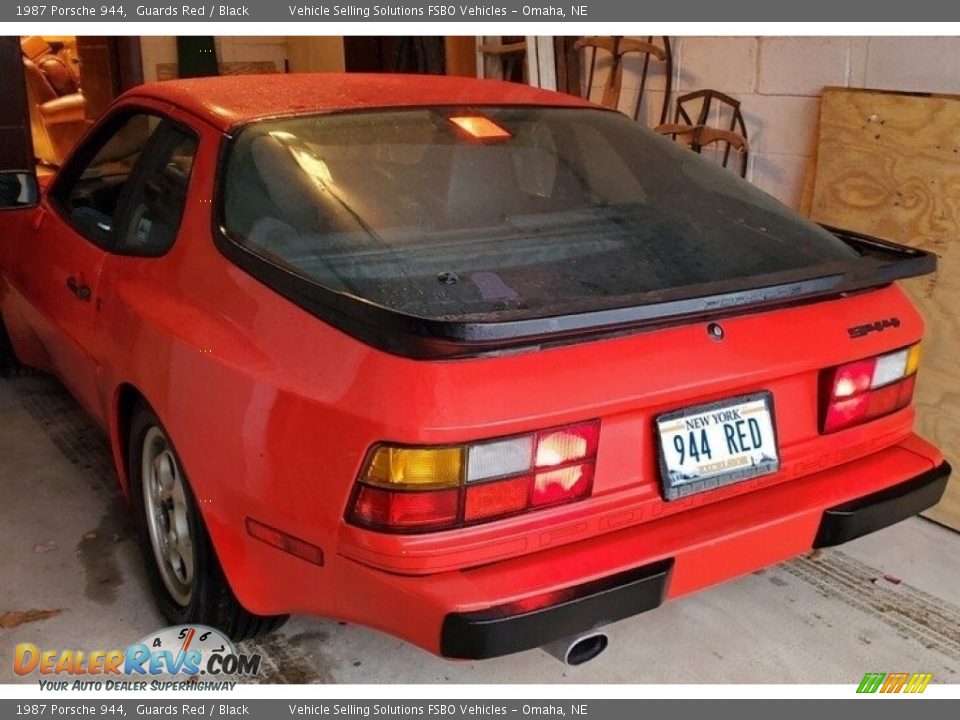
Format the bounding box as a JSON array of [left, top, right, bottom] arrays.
[[218, 106, 931, 356]]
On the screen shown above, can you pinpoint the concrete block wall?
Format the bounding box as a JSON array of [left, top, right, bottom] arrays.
[[587, 37, 960, 210]]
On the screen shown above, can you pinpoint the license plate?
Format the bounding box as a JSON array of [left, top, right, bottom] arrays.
[[656, 391, 779, 500]]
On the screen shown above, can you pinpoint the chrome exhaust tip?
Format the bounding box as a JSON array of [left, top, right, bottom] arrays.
[[543, 632, 609, 666]]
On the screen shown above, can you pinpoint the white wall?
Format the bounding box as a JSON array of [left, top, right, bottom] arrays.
[[589, 37, 960, 210], [217, 36, 287, 70], [139, 36, 177, 82]]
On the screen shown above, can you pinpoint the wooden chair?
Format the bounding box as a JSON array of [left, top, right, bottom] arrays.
[[574, 36, 672, 125], [477, 38, 528, 84], [655, 90, 749, 178]]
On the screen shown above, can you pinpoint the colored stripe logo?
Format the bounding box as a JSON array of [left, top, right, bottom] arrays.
[[857, 672, 932, 694]]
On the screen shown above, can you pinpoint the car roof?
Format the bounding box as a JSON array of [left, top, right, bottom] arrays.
[[123, 73, 597, 132]]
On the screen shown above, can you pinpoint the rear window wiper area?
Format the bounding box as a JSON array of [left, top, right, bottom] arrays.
[[216, 224, 936, 359]]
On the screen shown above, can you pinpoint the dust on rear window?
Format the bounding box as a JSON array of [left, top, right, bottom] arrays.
[[221, 107, 857, 321]]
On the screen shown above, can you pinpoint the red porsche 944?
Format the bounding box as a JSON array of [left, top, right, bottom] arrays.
[[0, 74, 949, 663]]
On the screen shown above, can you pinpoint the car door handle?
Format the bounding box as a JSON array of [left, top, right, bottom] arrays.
[[66, 276, 92, 303]]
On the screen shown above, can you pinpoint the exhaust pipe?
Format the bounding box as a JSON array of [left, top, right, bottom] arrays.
[[543, 632, 609, 666]]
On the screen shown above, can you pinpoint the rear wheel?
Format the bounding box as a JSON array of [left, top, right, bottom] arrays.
[[129, 403, 287, 640]]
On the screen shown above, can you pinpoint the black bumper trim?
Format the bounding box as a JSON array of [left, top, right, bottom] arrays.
[[440, 559, 673, 660], [813, 461, 951, 549]]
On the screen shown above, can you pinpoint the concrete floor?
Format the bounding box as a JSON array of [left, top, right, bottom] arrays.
[[1, 374, 959, 684]]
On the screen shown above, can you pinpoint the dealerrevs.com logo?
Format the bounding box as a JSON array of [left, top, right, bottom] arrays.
[[14, 625, 261, 691]]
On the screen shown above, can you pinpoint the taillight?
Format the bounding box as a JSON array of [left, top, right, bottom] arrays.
[[348, 420, 600, 533], [821, 344, 921, 433]]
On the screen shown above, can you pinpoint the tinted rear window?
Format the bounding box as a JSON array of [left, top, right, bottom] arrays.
[[221, 107, 857, 321]]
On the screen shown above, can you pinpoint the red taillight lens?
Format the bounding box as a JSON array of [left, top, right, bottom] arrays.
[[348, 420, 600, 533], [821, 344, 921, 433], [830, 358, 876, 399], [464, 475, 531, 522], [864, 381, 903, 418], [531, 463, 594, 507], [535, 422, 600, 467], [352, 486, 459, 530], [896, 373, 917, 405], [823, 394, 871, 433]]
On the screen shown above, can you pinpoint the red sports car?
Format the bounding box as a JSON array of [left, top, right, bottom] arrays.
[[0, 74, 949, 664]]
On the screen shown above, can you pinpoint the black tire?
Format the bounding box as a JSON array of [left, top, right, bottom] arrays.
[[0, 318, 35, 378], [128, 402, 287, 641]]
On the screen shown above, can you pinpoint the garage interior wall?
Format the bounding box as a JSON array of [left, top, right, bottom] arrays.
[[140, 36, 294, 80], [139, 36, 478, 79], [286, 37, 347, 73], [140, 36, 960, 212], [590, 37, 960, 211]]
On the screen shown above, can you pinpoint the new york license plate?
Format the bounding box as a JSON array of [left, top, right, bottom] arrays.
[[656, 392, 780, 500]]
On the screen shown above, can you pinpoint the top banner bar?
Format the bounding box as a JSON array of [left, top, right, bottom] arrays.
[[7, 0, 960, 23]]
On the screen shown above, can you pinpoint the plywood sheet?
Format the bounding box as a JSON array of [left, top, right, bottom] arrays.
[[810, 86, 960, 531]]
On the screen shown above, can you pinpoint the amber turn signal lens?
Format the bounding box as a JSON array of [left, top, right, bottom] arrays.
[[906, 343, 922, 377], [362, 446, 463, 488]]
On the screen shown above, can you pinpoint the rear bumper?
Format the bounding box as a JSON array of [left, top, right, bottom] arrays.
[[438, 458, 950, 660], [814, 461, 951, 548], [440, 560, 673, 659], [329, 435, 949, 659]]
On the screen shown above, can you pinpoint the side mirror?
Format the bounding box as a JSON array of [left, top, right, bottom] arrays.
[[0, 172, 40, 210]]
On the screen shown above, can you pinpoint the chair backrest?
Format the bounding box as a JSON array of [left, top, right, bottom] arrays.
[[477, 38, 528, 84], [671, 90, 749, 178], [574, 36, 673, 126], [20, 36, 79, 97], [35, 54, 78, 96], [21, 57, 57, 106], [20, 36, 52, 62]]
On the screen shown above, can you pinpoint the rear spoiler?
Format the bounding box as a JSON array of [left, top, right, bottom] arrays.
[[215, 225, 937, 360], [820, 225, 937, 284]]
